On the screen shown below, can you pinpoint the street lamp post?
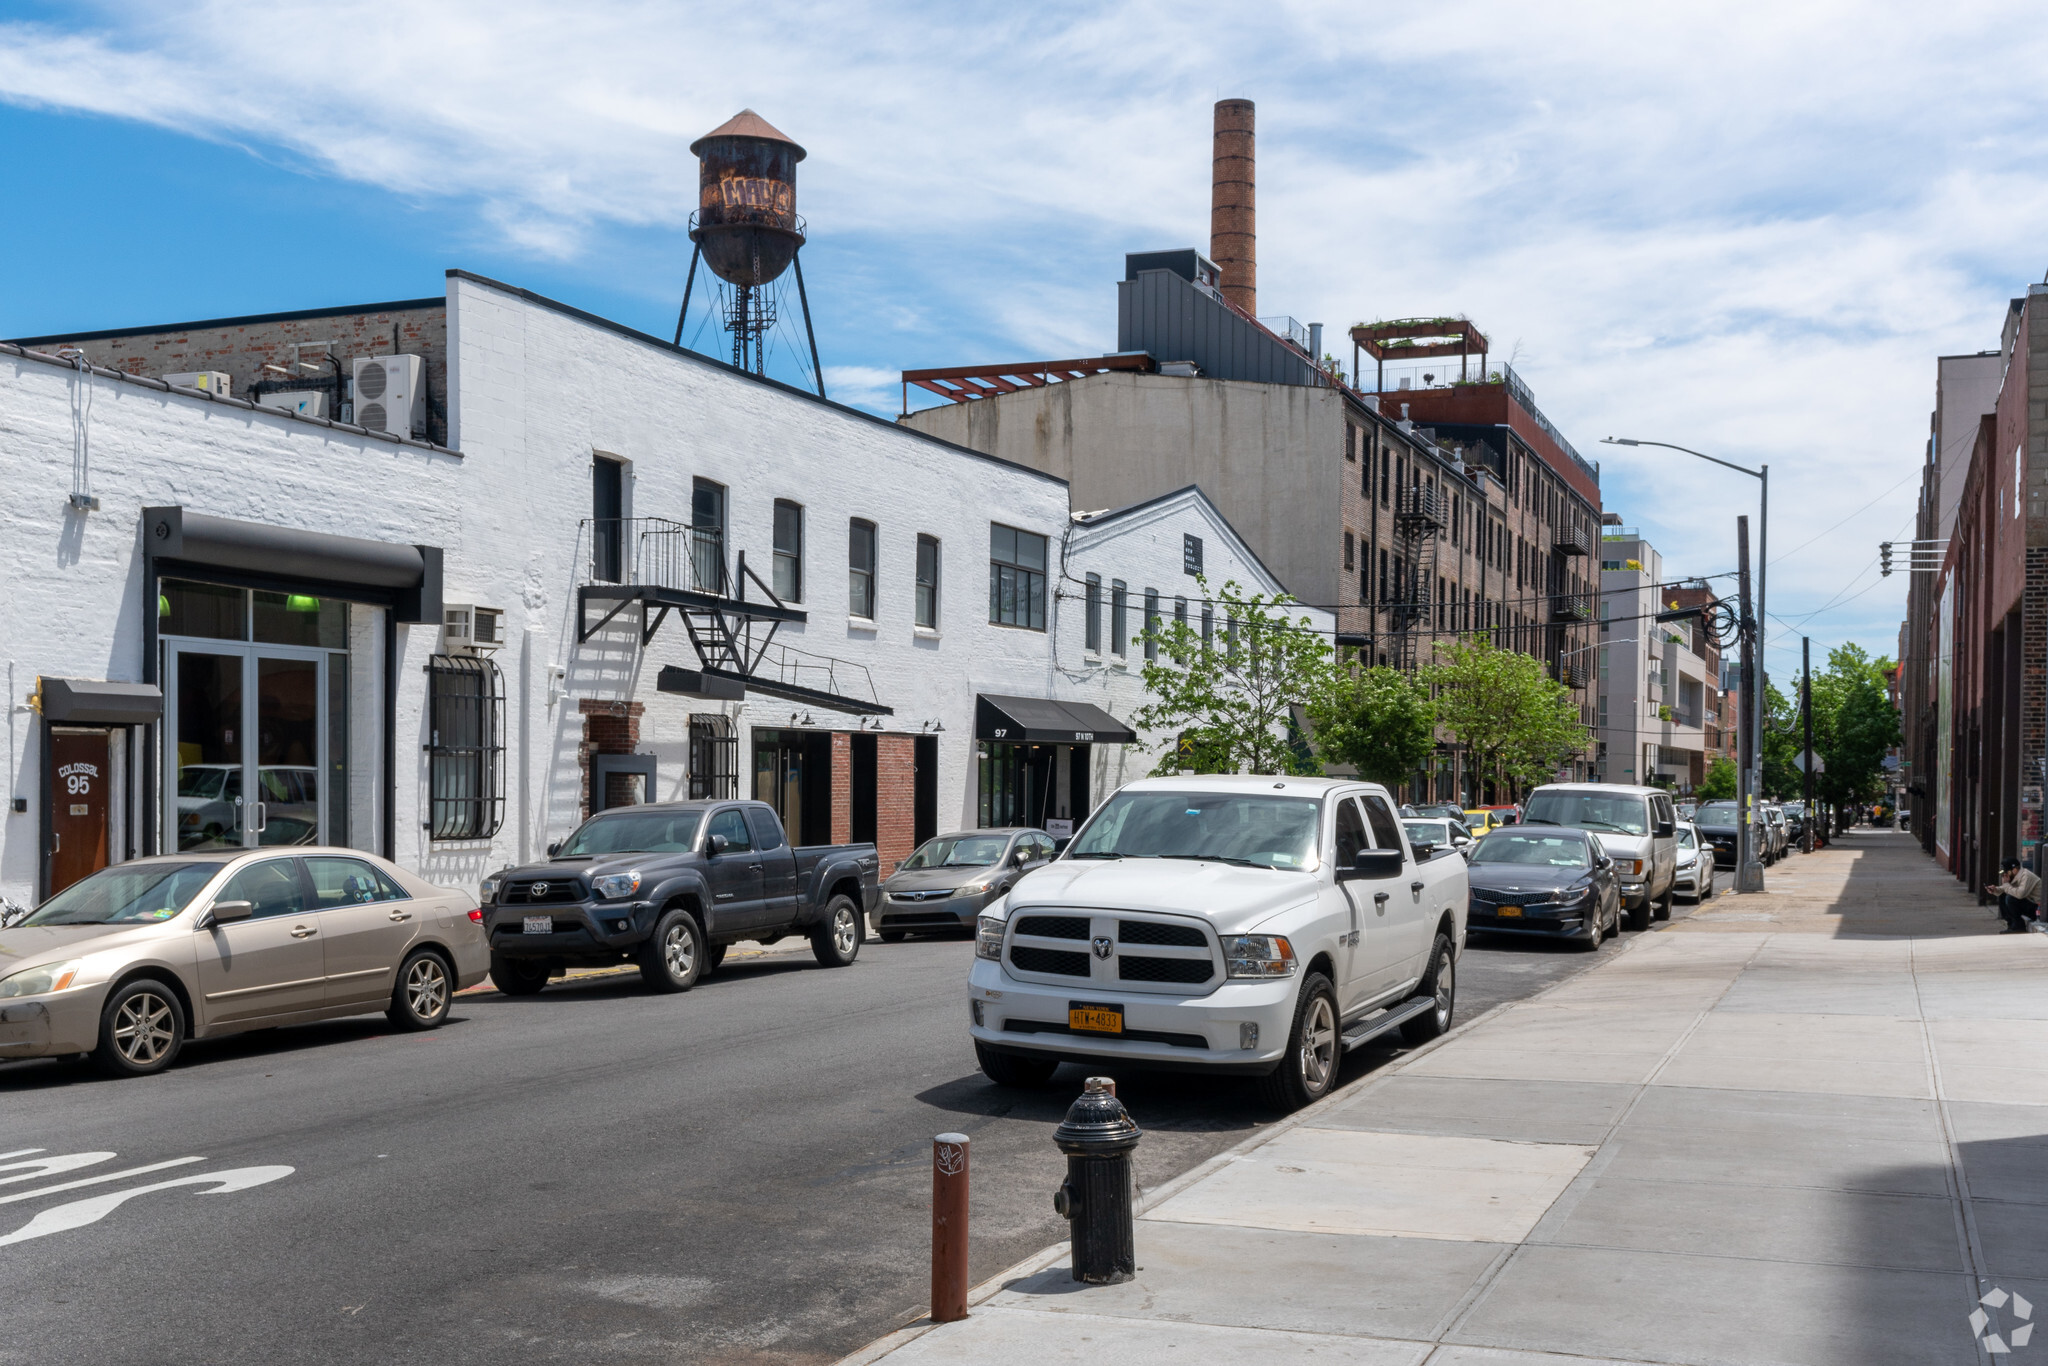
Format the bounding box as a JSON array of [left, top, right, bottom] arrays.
[[1602, 437, 1769, 891]]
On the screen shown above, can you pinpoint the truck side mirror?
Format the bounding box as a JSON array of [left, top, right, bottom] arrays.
[[1410, 841, 1438, 860], [547, 841, 561, 857], [1654, 820, 1675, 838], [708, 833, 729, 856], [1337, 849, 1406, 882]]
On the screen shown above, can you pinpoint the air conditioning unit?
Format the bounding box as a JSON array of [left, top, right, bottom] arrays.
[[164, 371, 231, 396], [351, 355, 425, 438], [443, 604, 504, 651], [256, 390, 329, 419]]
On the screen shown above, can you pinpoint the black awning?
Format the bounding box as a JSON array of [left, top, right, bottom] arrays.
[[975, 694, 1134, 745], [143, 506, 442, 623], [37, 677, 162, 725]]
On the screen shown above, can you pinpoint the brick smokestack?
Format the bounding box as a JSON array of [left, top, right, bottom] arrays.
[[1210, 98, 1255, 314]]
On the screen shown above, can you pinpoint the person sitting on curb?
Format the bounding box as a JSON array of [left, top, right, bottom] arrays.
[[1984, 858, 2041, 934]]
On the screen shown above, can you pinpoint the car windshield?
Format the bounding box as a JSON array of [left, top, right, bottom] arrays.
[[1068, 791, 1320, 870], [177, 767, 228, 798], [900, 834, 1010, 869], [1523, 791, 1649, 835], [1677, 827, 1697, 849], [1696, 802, 1738, 821], [1404, 819, 1453, 845], [1471, 832, 1591, 868], [557, 810, 704, 856], [22, 862, 222, 925]]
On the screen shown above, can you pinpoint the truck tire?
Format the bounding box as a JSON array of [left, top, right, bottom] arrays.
[[879, 931, 907, 944], [1402, 934, 1458, 1043], [1625, 893, 1652, 932], [704, 942, 727, 974], [810, 894, 862, 967], [975, 1041, 1058, 1088], [1256, 972, 1340, 1112], [93, 977, 185, 1078], [640, 909, 704, 993], [1653, 886, 1673, 921], [387, 949, 453, 1030], [489, 955, 550, 996]]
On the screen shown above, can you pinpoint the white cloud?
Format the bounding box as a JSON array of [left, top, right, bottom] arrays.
[[5, 0, 2044, 660]]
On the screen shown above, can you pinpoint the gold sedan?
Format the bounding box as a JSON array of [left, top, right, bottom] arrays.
[[0, 849, 488, 1078]]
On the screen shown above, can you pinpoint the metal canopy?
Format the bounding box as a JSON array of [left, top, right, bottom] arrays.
[[975, 695, 1133, 745], [34, 677, 162, 725]]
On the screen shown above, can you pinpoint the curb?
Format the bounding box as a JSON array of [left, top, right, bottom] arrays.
[[830, 934, 1631, 1365]]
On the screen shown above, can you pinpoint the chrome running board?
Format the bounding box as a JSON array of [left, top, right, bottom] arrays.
[[1340, 997, 1436, 1052]]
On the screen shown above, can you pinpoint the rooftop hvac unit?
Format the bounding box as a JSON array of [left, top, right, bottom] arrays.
[[351, 354, 425, 438], [443, 604, 504, 651], [164, 371, 231, 396], [255, 390, 329, 419]]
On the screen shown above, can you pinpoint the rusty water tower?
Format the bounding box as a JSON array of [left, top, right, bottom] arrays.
[[673, 109, 825, 396]]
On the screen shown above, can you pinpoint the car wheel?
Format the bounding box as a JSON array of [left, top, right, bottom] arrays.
[[1653, 887, 1673, 921], [640, 909, 704, 993], [387, 950, 453, 1030], [811, 894, 863, 968], [489, 955, 550, 995], [879, 930, 907, 944], [1580, 908, 1603, 951], [1625, 893, 1652, 932], [701, 941, 727, 975], [1403, 935, 1459, 1042], [93, 978, 185, 1078], [1257, 972, 1340, 1111], [975, 1041, 1058, 1088]]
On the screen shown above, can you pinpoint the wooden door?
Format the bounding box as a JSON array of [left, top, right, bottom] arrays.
[[48, 729, 111, 896]]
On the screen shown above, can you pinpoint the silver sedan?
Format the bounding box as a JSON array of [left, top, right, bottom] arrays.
[[0, 848, 488, 1078], [873, 828, 1054, 941]]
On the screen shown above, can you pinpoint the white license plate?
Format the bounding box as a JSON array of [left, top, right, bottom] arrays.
[[523, 916, 553, 935]]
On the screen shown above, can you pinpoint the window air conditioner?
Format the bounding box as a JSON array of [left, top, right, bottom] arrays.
[[443, 604, 504, 651], [164, 371, 231, 396], [351, 354, 425, 438], [256, 390, 329, 419]]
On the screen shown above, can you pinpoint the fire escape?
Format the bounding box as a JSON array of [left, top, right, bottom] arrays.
[[578, 518, 892, 716], [1392, 482, 1446, 670]]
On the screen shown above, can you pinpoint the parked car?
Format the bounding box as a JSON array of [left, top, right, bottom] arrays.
[[1694, 800, 1741, 866], [967, 775, 1468, 1111], [1760, 805, 1789, 863], [175, 763, 321, 848], [1463, 808, 1516, 835], [1521, 783, 1679, 929], [1465, 826, 1620, 950], [480, 799, 879, 995], [875, 828, 1055, 941], [1404, 817, 1474, 860], [0, 848, 487, 1078], [1676, 800, 1698, 823], [1673, 821, 1716, 902], [1781, 801, 1808, 844]]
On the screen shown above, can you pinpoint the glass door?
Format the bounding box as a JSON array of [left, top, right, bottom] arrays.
[[167, 644, 328, 850]]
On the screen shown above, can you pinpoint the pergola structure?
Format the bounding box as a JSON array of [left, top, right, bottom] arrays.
[[1349, 318, 1490, 395], [899, 352, 1154, 415]]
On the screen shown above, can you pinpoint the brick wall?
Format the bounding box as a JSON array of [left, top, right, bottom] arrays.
[[14, 301, 451, 447], [830, 731, 852, 846], [2024, 547, 2048, 862], [877, 734, 917, 872], [579, 699, 645, 818]]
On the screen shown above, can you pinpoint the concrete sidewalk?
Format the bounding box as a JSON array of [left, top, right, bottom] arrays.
[[850, 830, 2048, 1366]]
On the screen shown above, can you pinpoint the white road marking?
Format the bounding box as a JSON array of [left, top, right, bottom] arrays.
[[0, 1149, 44, 1162], [0, 1156, 205, 1206], [0, 1152, 115, 1185], [0, 1167, 295, 1247]]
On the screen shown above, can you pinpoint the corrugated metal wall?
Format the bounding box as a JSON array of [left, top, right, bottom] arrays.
[[1117, 270, 1323, 387]]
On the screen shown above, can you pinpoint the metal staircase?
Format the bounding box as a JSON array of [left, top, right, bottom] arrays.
[[1392, 484, 1446, 670]]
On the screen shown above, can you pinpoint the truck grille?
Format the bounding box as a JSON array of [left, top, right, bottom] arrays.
[[1118, 920, 1205, 947], [1118, 956, 1213, 984], [1015, 915, 1089, 940], [1004, 911, 1220, 994], [1009, 945, 1090, 977], [502, 880, 584, 904]]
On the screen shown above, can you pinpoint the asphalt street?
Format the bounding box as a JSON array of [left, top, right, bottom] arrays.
[[0, 901, 1699, 1366]]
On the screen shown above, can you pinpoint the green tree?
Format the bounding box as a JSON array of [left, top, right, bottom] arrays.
[[1811, 644, 1901, 808], [1131, 577, 1333, 777], [1306, 661, 1437, 785], [1760, 679, 1801, 799], [1426, 636, 1592, 796], [1697, 755, 1738, 800]]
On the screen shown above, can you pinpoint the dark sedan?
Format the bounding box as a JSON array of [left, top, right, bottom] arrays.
[[1694, 800, 1741, 867], [873, 827, 1054, 940], [1466, 828, 1620, 950]]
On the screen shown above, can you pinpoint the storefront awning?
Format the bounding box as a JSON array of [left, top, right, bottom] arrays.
[[35, 677, 162, 724], [143, 505, 442, 623], [975, 694, 1134, 745]]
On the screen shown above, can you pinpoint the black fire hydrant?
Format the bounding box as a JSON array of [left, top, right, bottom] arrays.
[[1052, 1076, 1142, 1283]]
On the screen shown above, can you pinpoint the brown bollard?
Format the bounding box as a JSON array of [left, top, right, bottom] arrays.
[[931, 1132, 970, 1322]]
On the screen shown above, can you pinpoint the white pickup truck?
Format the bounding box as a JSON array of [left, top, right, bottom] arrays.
[[966, 775, 1469, 1110]]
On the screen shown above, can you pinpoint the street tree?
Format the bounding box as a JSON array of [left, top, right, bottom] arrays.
[[1426, 636, 1591, 797], [1811, 644, 1901, 809], [1131, 577, 1333, 776], [1306, 660, 1437, 785], [1697, 755, 1738, 800]]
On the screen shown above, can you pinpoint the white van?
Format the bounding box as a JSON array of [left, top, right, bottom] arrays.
[[1520, 784, 1679, 930]]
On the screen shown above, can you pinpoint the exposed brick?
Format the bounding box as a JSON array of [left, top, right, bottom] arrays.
[[877, 734, 917, 872], [830, 731, 852, 846]]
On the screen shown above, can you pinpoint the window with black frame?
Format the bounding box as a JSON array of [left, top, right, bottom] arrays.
[[1085, 573, 1102, 653], [426, 655, 504, 839], [773, 499, 804, 602], [848, 518, 877, 620], [915, 534, 940, 628], [987, 523, 1047, 630]]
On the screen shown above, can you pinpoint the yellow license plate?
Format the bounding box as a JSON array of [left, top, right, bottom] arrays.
[[1069, 1006, 1124, 1034], [1496, 907, 1522, 917]]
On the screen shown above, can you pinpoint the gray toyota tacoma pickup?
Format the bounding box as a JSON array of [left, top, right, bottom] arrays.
[[480, 799, 879, 995]]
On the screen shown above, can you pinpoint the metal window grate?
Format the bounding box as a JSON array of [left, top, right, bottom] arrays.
[[688, 714, 737, 799], [426, 654, 505, 840]]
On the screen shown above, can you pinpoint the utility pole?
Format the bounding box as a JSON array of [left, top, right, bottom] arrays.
[[1735, 517, 1765, 893], [1802, 636, 1815, 854]]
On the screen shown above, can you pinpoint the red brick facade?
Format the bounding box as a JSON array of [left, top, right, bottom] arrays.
[[877, 734, 918, 872], [830, 732, 853, 846], [578, 699, 645, 818]]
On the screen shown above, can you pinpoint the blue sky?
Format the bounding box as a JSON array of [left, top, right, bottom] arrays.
[[6, 0, 2045, 678]]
